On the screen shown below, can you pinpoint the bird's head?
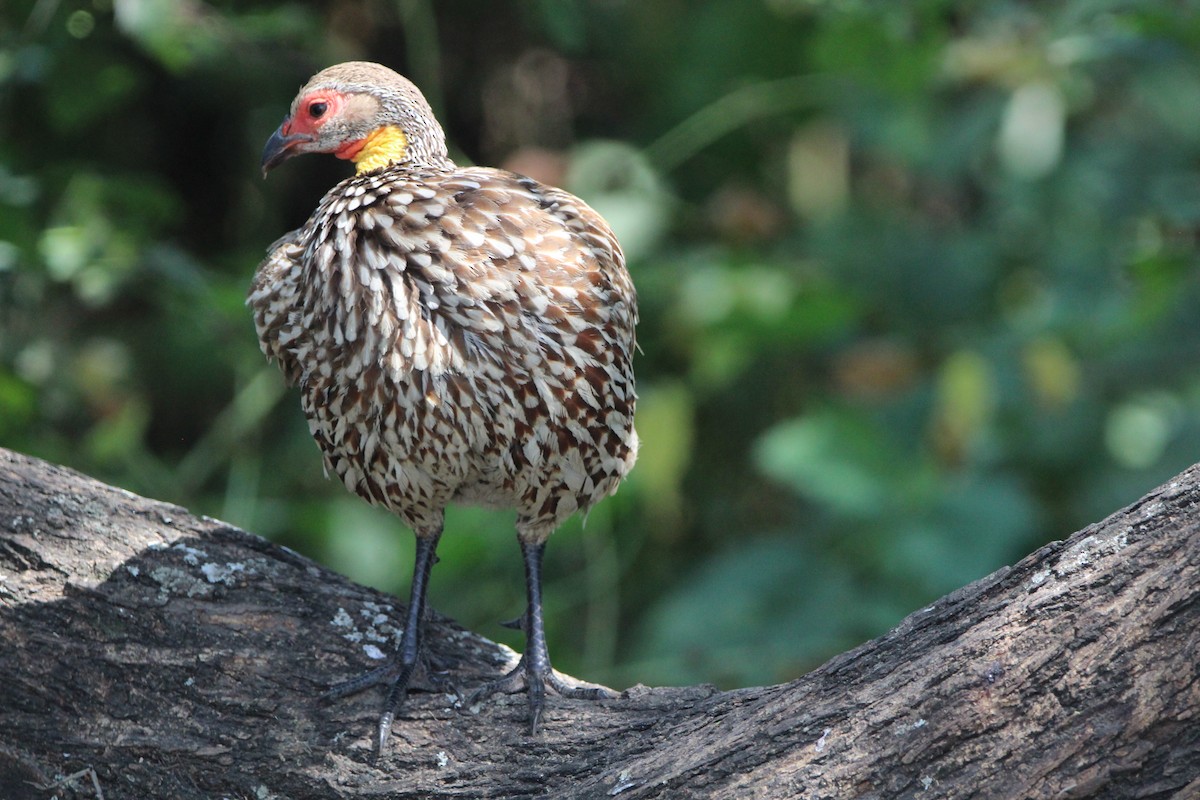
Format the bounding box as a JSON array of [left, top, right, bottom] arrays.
[[261, 61, 450, 177]]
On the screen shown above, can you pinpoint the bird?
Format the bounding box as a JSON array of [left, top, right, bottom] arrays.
[[249, 62, 638, 752]]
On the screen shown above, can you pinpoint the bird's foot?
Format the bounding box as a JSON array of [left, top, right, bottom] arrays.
[[324, 653, 459, 759], [467, 653, 617, 735], [324, 652, 457, 700]]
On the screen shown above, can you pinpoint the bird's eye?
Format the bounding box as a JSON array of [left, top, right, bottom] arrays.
[[308, 101, 328, 119]]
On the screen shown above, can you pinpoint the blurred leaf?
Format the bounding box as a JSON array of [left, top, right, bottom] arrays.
[[113, 0, 227, 71], [998, 82, 1066, 180], [631, 534, 909, 687], [885, 473, 1039, 596], [1105, 393, 1182, 470], [0, 369, 36, 438], [565, 141, 671, 262], [931, 350, 997, 465], [85, 396, 150, 465], [627, 380, 693, 535], [1023, 337, 1080, 409], [321, 499, 412, 594], [45, 58, 141, 133], [755, 409, 898, 518]]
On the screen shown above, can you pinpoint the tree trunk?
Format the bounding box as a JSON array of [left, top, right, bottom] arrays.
[[0, 446, 1196, 799]]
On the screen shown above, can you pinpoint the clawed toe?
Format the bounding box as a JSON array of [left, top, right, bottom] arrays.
[[323, 663, 401, 701], [468, 659, 529, 704], [326, 651, 462, 758], [469, 654, 616, 734]]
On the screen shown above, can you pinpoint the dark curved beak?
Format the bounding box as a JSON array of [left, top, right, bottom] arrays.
[[261, 118, 314, 178]]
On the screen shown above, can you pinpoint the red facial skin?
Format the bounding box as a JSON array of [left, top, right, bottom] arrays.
[[283, 91, 365, 160], [287, 91, 341, 135], [261, 89, 373, 175]]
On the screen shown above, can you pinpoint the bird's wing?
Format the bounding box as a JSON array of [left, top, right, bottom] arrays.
[[248, 228, 308, 385]]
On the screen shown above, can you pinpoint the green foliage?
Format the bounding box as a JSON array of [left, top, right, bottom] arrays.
[[3, 0, 1200, 690]]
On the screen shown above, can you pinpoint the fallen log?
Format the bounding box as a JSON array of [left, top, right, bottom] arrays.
[[0, 447, 1196, 799]]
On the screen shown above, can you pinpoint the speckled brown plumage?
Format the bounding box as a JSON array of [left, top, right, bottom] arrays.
[[251, 166, 638, 539], [249, 62, 637, 749]]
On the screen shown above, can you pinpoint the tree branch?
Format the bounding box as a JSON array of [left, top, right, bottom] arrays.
[[1, 447, 1196, 799]]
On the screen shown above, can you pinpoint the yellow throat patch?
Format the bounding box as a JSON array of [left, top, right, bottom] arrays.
[[352, 126, 408, 174]]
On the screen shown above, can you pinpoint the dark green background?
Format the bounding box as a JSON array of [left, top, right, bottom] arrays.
[[3, 0, 1199, 689]]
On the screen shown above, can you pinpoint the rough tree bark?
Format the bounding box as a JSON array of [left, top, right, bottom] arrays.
[[0, 446, 1196, 800]]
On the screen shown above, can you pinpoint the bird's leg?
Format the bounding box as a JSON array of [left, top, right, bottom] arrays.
[[469, 539, 616, 734], [324, 530, 442, 757]]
